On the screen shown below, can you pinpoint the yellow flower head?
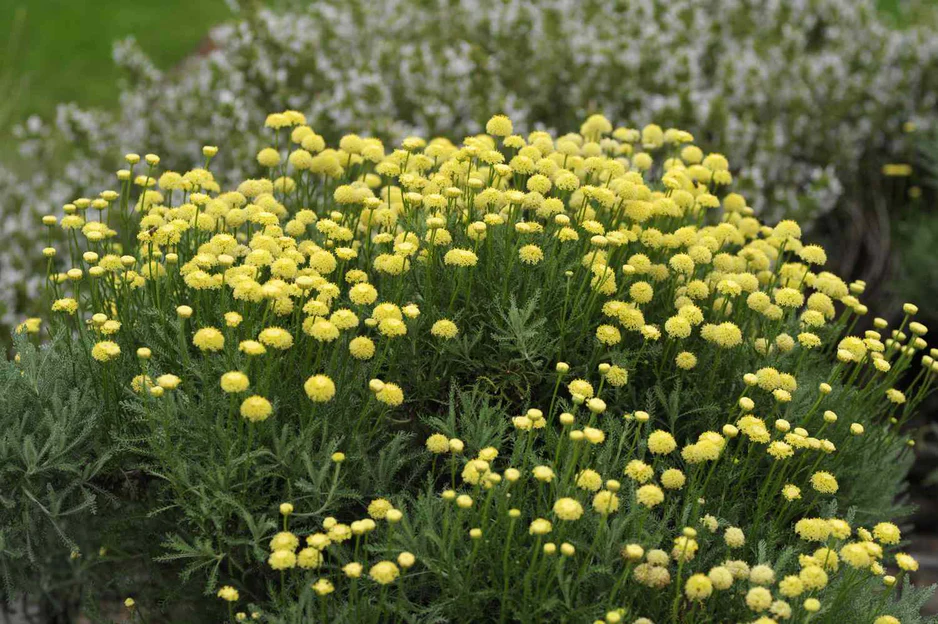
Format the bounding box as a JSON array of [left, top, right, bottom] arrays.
[[552, 497, 584, 521], [91, 340, 121, 362], [193, 327, 224, 352], [240, 396, 273, 422], [431, 319, 459, 340], [304, 375, 336, 403], [369, 561, 401, 585]]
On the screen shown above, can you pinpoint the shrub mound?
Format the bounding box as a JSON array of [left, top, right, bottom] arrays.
[[4, 112, 936, 623]]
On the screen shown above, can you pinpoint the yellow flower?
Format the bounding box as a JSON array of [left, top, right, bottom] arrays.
[[595, 324, 621, 345], [675, 351, 697, 369], [375, 382, 404, 406], [708, 566, 734, 590], [217, 586, 239, 602], [220, 371, 250, 393], [567, 379, 594, 399], [311, 578, 334, 596], [368, 498, 394, 519], [810, 471, 838, 494], [768, 441, 794, 460], [378, 318, 407, 338], [369, 561, 400, 584], [799, 565, 828, 590], [624, 460, 654, 483], [268, 549, 296, 570], [258, 327, 293, 350], [839, 543, 871, 569], [529, 518, 553, 535], [684, 574, 712, 601], [795, 518, 831, 542], [636, 484, 664, 508], [782, 484, 801, 501], [533, 465, 555, 482], [349, 336, 376, 359], [443, 248, 478, 267], [896, 552, 919, 571], [592, 490, 619, 515], [478, 447, 498, 461], [193, 327, 224, 352], [672, 536, 698, 562], [426, 433, 450, 454], [701, 322, 742, 348], [873, 522, 901, 545], [576, 469, 603, 491], [239, 340, 266, 356], [397, 552, 416, 569], [778, 576, 804, 598], [518, 244, 544, 265], [305, 318, 340, 342], [647, 430, 677, 455], [724, 527, 746, 548], [485, 114, 513, 137], [270, 531, 299, 551], [304, 375, 336, 403], [91, 341, 121, 362], [629, 281, 654, 304], [297, 547, 323, 569], [257, 147, 281, 168], [431, 319, 459, 340], [664, 316, 692, 339], [886, 388, 906, 404], [349, 283, 378, 305], [240, 396, 272, 422], [882, 163, 913, 177], [746, 587, 773, 612], [156, 374, 181, 390], [51, 298, 78, 314], [604, 365, 628, 386], [661, 469, 686, 490], [552, 498, 584, 521]]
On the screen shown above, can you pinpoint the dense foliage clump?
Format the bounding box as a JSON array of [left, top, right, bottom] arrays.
[[4, 112, 936, 623]]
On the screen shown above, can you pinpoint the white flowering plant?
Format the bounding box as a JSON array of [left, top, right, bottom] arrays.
[[2, 111, 936, 623], [1, 0, 937, 334]]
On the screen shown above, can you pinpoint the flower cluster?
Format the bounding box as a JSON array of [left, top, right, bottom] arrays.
[[16, 111, 935, 622]]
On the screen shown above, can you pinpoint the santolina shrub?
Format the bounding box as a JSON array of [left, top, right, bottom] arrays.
[[2, 0, 936, 329], [7, 112, 937, 622]]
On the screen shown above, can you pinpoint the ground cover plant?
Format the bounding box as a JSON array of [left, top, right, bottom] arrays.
[[3, 111, 937, 623]]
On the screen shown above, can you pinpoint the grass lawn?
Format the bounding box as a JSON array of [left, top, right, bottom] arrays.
[[877, 0, 938, 27], [0, 0, 231, 130]]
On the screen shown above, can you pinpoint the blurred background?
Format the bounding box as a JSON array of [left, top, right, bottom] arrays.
[[1, 0, 936, 614]]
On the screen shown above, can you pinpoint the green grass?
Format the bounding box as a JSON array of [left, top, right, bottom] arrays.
[[877, 0, 938, 27], [0, 0, 231, 131]]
